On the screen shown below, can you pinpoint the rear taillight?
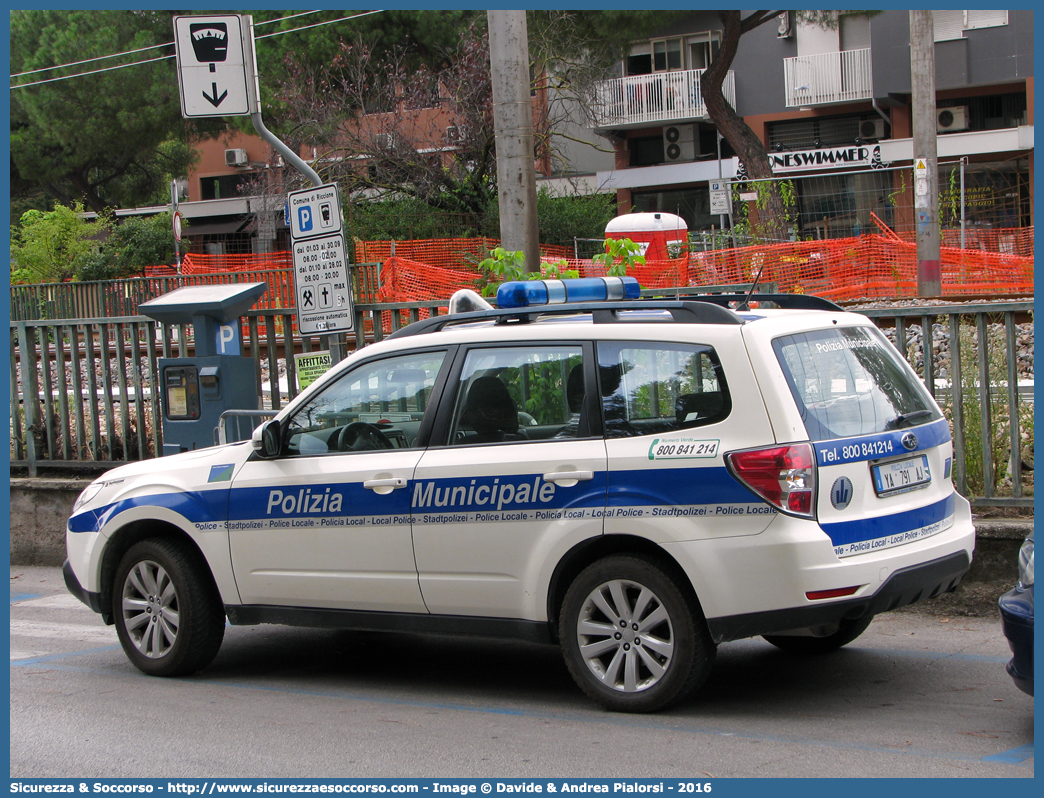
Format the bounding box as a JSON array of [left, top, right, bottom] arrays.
[[726, 443, 817, 518]]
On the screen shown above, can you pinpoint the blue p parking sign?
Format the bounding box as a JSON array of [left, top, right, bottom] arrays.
[[216, 322, 241, 355], [298, 206, 313, 232]]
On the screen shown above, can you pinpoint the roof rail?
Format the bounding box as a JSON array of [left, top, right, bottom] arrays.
[[386, 299, 745, 339], [385, 294, 843, 338], [669, 292, 844, 312]]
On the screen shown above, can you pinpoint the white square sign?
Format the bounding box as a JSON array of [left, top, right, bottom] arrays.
[[292, 233, 354, 334], [174, 15, 253, 117], [288, 184, 343, 240]]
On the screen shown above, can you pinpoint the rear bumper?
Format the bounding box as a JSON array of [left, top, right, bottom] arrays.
[[707, 550, 970, 643]]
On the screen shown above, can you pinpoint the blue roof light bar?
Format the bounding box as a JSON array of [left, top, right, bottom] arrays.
[[497, 276, 641, 309]]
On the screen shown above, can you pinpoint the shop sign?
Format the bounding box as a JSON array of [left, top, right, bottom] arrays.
[[735, 145, 889, 175]]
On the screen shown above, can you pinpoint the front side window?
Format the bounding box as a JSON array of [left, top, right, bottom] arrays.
[[597, 341, 731, 438], [773, 326, 940, 441], [284, 351, 446, 455], [449, 346, 584, 445]]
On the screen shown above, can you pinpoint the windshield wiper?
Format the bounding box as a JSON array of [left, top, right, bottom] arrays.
[[887, 409, 935, 429]]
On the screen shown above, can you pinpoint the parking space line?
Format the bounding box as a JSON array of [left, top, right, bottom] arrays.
[[10, 593, 45, 604], [10, 645, 123, 666], [983, 743, 1035, 764]]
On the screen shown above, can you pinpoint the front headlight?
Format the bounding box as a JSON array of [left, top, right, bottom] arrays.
[[72, 481, 104, 513], [1017, 536, 1034, 589]]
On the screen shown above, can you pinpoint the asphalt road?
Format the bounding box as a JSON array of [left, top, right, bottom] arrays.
[[10, 565, 1033, 780]]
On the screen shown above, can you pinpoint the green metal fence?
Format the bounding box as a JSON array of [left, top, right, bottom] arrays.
[[8, 292, 1032, 508]]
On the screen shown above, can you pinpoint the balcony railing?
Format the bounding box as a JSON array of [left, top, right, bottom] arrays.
[[784, 48, 873, 107], [593, 68, 735, 128]]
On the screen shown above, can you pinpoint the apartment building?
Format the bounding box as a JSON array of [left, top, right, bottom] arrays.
[[593, 9, 1033, 238]]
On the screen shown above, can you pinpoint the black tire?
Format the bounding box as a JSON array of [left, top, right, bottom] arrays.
[[112, 538, 225, 677], [762, 615, 874, 655], [559, 554, 715, 713]]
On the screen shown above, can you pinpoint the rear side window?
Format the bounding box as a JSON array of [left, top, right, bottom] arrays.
[[448, 346, 585, 444], [597, 341, 731, 438], [773, 326, 940, 441]]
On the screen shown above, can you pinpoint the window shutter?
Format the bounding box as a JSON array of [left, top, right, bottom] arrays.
[[964, 10, 1008, 30], [932, 10, 965, 41], [840, 15, 871, 51]]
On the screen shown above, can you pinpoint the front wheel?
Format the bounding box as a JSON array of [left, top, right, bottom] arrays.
[[762, 615, 874, 655], [560, 555, 715, 713], [112, 538, 225, 677]]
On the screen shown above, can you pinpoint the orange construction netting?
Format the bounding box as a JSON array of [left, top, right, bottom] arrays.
[[143, 229, 1033, 320], [373, 232, 1032, 304]]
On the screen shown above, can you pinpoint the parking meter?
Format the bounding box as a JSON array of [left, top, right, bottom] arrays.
[[139, 283, 267, 455]]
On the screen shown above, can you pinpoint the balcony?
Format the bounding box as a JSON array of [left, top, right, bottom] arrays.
[[784, 48, 873, 107], [593, 68, 736, 129]]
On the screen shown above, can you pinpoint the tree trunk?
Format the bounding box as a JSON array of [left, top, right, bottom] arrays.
[[702, 11, 789, 244]]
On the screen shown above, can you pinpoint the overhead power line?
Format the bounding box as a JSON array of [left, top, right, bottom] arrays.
[[10, 10, 383, 90]]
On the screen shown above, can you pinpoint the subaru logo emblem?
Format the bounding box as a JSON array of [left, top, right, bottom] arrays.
[[830, 477, 854, 511], [901, 432, 918, 451]]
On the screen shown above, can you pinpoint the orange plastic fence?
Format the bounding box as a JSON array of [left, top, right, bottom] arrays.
[[356, 238, 573, 270], [142, 230, 1032, 320], [686, 235, 1033, 301], [375, 234, 1032, 303]]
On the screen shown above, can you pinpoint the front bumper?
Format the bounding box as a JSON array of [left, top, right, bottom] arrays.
[[708, 550, 970, 643], [63, 559, 106, 616], [998, 584, 1034, 696]]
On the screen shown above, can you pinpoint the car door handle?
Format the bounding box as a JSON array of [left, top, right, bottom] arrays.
[[543, 470, 594, 484], [363, 477, 407, 492]]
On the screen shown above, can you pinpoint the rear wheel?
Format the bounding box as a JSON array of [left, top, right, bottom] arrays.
[[762, 615, 874, 654], [560, 555, 715, 713], [112, 538, 225, 677]]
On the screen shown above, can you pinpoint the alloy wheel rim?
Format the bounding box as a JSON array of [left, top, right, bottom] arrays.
[[575, 578, 674, 693], [122, 560, 180, 658]]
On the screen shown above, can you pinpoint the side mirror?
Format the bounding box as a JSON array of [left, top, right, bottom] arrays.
[[252, 419, 283, 459]]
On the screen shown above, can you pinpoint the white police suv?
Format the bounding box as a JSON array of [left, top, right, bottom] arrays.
[[65, 278, 974, 712]]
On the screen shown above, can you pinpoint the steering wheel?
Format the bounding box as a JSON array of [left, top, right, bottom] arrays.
[[338, 421, 393, 451]]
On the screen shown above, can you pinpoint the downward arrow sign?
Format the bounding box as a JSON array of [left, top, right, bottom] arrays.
[[202, 82, 228, 107]]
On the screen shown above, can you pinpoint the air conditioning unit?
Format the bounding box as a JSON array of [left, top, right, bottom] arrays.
[[937, 106, 969, 132], [859, 118, 886, 140], [224, 148, 248, 167], [445, 125, 460, 142], [663, 124, 696, 162]]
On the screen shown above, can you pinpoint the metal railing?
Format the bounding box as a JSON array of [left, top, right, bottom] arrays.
[[593, 68, 736, 127], [783, 48, 872, 107], [9, 264, 384, 323], [9, 298, 1033, 508]]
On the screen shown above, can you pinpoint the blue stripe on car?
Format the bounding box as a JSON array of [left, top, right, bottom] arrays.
[[814, 418, 950, 466], [820, 493, 955, 546]]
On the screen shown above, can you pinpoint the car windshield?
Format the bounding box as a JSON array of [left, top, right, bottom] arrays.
[[772, 326, 940, 441]]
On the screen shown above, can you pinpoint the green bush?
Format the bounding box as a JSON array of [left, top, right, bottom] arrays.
[[10, 202, 108, 284], [533, 189, 616, 248]]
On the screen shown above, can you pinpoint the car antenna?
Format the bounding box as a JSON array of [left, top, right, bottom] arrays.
[[738, 258, 767, 311]]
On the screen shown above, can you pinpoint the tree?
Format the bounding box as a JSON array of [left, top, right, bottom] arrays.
[[79, 212, 184, 281], [701, 11, 878, 242], [263, 21, 499, 214], [257, 12, 683, 217], [9, 203, 109, 284], [9, 10, 220, 217]]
